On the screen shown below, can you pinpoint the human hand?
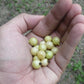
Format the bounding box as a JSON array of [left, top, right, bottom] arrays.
[[0, 0, 84, 84]]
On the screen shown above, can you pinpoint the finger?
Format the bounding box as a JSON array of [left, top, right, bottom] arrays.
[[33, 0, 72, 37], [1, 13, 44, 34], [61, 14, 84, 43], [56, 23, 84, 71], [57, 4, 82, 37]]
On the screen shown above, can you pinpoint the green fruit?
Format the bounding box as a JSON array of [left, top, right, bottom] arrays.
[[32, 60, 41, 69], [44, 36, 52, 42], [29, 37, 38, 46], [37, 50, 46, 60], [52, 37, 60, 45], [51, 47, 58, 55], [46, 41, 54, 49], [41, 59, 48, 67], [40, 41, 46, 45], [33, 56, 39, 61], [35, 45, 39, 49], [39, 44, 47, 51], [46, 50, 53, 59], [31, 47, 38, 56]]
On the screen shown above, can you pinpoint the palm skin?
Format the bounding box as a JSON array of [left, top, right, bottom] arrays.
[[0, 0, 84, 84]]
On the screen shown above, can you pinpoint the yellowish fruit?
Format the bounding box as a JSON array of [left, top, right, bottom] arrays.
[[44, 36, 52, 42], [29, 37, 38, 46], [39, 44, 47, 51], [46, 41, 54, 49], [51, 47, 58, 55], [46, 50, 53, 59], [40, 41, 46, 45], [35, 45, 39, 49], [41, 59, 48, 67], [37, 50, 46, 60], [52, 37, 60, 45], [33, 56, 39, 61], [31, 47, 38, 56], [32, 60, 41, 69]]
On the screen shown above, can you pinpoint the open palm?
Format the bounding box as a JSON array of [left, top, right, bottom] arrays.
[[0, 0, 84, 84]]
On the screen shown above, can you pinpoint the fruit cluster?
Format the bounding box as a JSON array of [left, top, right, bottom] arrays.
[[29, 36, 60, 69]]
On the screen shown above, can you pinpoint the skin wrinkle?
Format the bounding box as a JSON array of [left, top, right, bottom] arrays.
[[68, 22, 84, 33], [59, 16, 81, 38], [16, 70, 34, 84], [67, 23, 84, 47], [42, 68, 47, 79], [60, 42, 74, 61], [48, 63, 62, 79], [16, 14, 28, 33], [48, 56, 62, 78], [61, 23, 83, 43], [0, 62, 33, 76], [23, 15, 30, 33], [63, 13, 82, 36], [55, 55, 67, 71], [61, 8, 82, 42], [33, 21, 51, 37], [50, 10, 60, 24], [63, 4, 82, 26], [44, 13, 58, 31], [0, 71, 23, 84], [54, 57, 63, 72], [43, 67, 58, 84], [15, 24, 22, 34]]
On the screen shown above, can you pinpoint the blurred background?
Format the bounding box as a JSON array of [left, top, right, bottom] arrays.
[[0, 0, 84, 84]]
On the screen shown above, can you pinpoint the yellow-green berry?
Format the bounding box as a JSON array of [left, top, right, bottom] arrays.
[[51, 47, 58, 55], [31, 47, 38, 56], [39, 44, 47, 51], [52, 37, 60, 45], [29, 37, 38, 46], [41, 58, 48, 67], [44, 36, 52, 42], [40, 41, 46, 45], [32, 60, 41, 69], [37, 50, 46, 60], [46, 50, 53, 59], [46, 41, 54, 49], [35, 45, 39, 49], [33, 56, 39, 61]]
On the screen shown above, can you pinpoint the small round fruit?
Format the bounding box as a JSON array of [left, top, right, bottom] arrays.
[[46, 50, 53, 59], [39, 44, 47, 51], [46, 41, 54, 49], [29, 37, 38, 46], [51, 47, 58, 55], [32, 60, 41, 69], [41, 59, 48, 67], [33, 56, 39, 61], [35, 45, 39, 49], [44, 36, 52, 42], [52, 37, 60, 45], [31, 47, 38, 56], [40, 41, 46, 45], [37, 50, 46, 60]]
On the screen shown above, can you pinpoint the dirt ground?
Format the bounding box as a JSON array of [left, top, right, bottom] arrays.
[[0, 0, 84, 84]]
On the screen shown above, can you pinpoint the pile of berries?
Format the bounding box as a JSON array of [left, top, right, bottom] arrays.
[[29, 36, 60, 69]]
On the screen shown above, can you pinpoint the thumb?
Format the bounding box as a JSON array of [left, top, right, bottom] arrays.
[[1, 13, 44, 34]]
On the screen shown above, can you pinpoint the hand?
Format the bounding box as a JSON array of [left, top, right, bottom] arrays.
[[0, 0, 84, 84]]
